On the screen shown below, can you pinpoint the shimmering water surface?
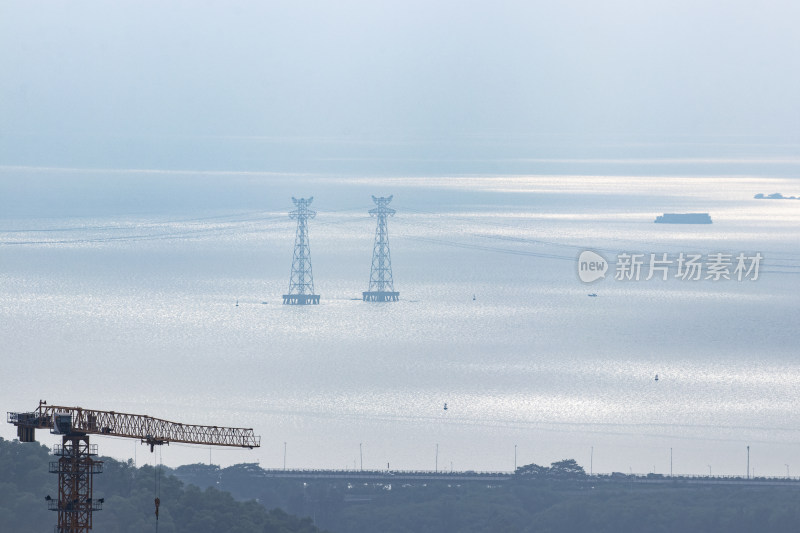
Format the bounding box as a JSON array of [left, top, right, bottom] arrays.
[[1, 167, 798, 476]]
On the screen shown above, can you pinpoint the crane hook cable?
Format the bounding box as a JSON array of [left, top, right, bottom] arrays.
[[154, 446, 162, 531]]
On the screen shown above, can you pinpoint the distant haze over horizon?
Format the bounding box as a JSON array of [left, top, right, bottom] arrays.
[[1, 1, 799, 170]]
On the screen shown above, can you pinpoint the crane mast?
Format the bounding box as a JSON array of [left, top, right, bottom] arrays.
[[8, 400, 261, 533]]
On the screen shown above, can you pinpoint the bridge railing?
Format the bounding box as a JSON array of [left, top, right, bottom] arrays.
[[256, 468, 511, 477]]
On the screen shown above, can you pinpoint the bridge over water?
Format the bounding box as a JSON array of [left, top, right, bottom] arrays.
[[247, 468, 800, 488]]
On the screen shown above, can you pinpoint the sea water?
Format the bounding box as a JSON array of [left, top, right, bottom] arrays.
[[0, 163, 798, 477]]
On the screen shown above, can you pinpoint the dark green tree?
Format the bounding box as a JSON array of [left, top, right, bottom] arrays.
[[548, 459, 586, 479]]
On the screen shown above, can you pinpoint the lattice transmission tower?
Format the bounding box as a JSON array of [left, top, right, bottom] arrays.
[[283, 196, 320, 305], [363, 195, 399, 302]]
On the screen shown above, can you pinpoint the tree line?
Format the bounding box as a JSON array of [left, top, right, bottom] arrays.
[[0, 437, 326, 533], [5, 436, 800, 533], [174, 459, 800, 533]]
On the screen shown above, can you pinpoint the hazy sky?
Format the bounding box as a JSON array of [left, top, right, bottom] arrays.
[[1, 1, 799, 168]]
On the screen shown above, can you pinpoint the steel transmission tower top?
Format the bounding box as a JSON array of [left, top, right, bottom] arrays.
[[283, 196, 320, 305], [363, 195, 399, 302]]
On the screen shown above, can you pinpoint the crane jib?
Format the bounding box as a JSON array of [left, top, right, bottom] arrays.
[[7, 403, 261, 448]]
